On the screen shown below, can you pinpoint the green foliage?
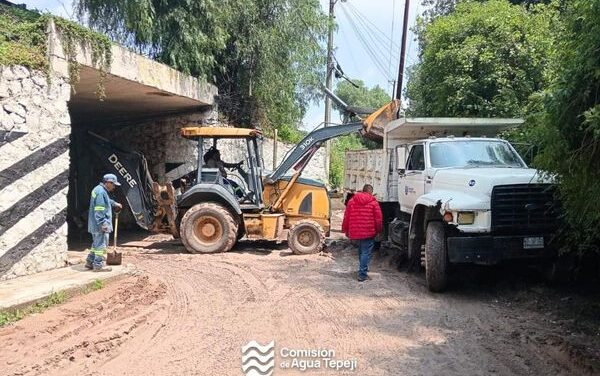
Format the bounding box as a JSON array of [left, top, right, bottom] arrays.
[[407, 0, 556, 117], [534, 0, 600, 254], [76, 0, 328, 139], [0, 291, 67, 327], [0, 4, 48, 71], [52, 17, 112, 98], [83, 279, 105, 293], [333, 79, 391, 123], [330, 134, 364, 188], [421, 0, 553, 21]]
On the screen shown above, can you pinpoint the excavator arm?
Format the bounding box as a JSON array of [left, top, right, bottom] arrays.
[[265, 122, 364, 184]]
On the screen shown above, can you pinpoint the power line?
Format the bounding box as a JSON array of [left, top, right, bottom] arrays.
[[347, 3, 402, 55], [339, 5, 392, 80]]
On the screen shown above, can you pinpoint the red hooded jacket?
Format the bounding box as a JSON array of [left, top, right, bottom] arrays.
[[342, 192, 383, 240]]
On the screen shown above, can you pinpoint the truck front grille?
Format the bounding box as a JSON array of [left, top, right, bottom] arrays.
[[491, 184, 559, 235]]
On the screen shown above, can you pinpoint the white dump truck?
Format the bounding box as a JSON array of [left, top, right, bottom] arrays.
[[344, 118, 559, 292]]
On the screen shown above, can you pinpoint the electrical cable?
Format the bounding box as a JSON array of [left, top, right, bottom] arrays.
[[338, 5, 392, 80]]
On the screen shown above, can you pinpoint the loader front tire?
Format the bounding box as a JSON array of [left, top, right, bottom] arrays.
[[425, 221, 448, 292], [288, 220, 325, 255], [180, 203, 238, 253]]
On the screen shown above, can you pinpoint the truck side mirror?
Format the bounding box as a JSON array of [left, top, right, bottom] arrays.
[[398, 168, 406, 175]]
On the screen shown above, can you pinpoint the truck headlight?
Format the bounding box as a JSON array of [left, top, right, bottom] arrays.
[[457, 212, 475, 225]]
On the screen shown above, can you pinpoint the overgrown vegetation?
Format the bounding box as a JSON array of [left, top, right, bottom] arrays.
[[0, 291, 67, 327], [0, 4, 48, 71], [0, 278, 105, 328], [407, 0, 556, 117], [75, 0, 328, 138], [408, 0, 600, 256], [534, 0, 600, 254], [0, 3, 112, 97], [52, 17, 112, 98]]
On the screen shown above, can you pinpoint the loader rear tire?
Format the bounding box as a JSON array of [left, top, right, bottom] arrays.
[[425, 221, 448, 293], [180, 203, 238, 253], [288, 220, 325, 255]]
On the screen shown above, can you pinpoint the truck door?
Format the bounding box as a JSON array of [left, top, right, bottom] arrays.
[[400, 144, 426, 213]]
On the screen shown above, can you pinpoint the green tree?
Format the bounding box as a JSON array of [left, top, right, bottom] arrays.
[[333, 79, 390, 119], [407, 0, 555, 117], [75, 0, 328, 139], [535, 0, 600, 254], [421, 0, 552, 21]]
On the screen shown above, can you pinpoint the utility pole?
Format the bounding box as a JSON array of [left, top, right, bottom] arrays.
[[395, 0, 410, 101], [324, 0, 336, 183]]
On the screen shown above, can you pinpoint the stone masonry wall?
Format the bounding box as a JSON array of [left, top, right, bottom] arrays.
[[0, 65, 71, 281]]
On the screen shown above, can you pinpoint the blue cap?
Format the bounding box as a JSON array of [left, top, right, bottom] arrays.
[[103, 173, 121, 186]]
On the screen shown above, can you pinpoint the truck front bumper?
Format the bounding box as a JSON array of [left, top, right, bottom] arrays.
[[447, 235, 556, 265]]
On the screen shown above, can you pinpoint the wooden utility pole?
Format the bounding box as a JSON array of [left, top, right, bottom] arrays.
[[396, 0, 410, 100], [324, 0, 336, 182]]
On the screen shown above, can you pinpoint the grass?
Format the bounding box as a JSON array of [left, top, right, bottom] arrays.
[[0, 279, 105, 328]]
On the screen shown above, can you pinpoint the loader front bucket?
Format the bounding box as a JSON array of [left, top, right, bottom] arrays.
[[362, 99, 401, 139]]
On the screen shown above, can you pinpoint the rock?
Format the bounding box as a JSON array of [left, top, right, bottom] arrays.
[[4, 101, 26, 117], [31, 94, 44, 107], [21, 78, 34, 94], [25, 109, 40, 130], [10, 112, 25, 125], [8, 80, 21, 96], [12, 65, 30, 80], [0, 80, 8, 98], [1, 110, 14, 130], [59, 114, 71, 125], [2, 67, 16, 81], [31, 72, 48, 87]]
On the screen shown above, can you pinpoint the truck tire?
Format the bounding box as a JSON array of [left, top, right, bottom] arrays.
[[180, 203, 238, 253], [288, 220, 325, 255], [425, 221, 448, 292]]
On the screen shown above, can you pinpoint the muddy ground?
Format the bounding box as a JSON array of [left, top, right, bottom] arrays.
[[1, 211, 599, 376]]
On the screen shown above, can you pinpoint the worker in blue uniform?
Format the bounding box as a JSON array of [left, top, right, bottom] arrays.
[[85, 173, 123, 271]]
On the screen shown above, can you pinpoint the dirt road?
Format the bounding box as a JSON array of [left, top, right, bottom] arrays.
[[1, 212, 599, 375]]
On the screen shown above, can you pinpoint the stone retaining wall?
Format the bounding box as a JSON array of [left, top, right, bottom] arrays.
[[0, 65, 71, 281]]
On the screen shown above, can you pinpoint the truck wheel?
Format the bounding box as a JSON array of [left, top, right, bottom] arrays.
[[288, 220, 325, 255], [180, 203, 238, 253], [425, 221, 448, 292]]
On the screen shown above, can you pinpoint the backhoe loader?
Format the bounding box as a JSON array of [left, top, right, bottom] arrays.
[[89, 92, 398, 254]]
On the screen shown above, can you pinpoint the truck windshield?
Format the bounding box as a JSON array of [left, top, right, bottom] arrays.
[[429, 140, 524, 168]]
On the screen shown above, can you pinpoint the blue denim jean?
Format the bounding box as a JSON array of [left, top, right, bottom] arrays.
[[86, 233, 109, 269], [358, 238, 374, 279]]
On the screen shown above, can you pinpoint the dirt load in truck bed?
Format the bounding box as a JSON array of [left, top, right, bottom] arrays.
[[0, 211, 598, 375]]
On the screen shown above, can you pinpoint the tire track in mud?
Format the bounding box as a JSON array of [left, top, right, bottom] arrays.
[[0, 276, 167, 376], [0, 232, 595, 375]]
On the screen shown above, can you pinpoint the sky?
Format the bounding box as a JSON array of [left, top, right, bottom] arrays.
[[18, 0, 423, 130]]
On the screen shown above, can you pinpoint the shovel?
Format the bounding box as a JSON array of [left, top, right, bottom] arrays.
[[106, 212, 122, 266]]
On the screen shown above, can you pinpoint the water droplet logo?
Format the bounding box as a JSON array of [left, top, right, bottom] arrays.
[[242, 340, 275, 376]]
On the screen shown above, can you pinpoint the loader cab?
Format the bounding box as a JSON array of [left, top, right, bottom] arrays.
[[180, 127, 265, 210]]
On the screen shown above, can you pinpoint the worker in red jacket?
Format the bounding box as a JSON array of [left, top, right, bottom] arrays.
[[342, 184, 383, 281]]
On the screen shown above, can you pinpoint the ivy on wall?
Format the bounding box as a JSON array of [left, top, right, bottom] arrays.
[[0, 3, 111, 99]]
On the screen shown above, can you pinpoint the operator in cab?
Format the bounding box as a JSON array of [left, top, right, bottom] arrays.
[[203, 147, 242, 178]]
